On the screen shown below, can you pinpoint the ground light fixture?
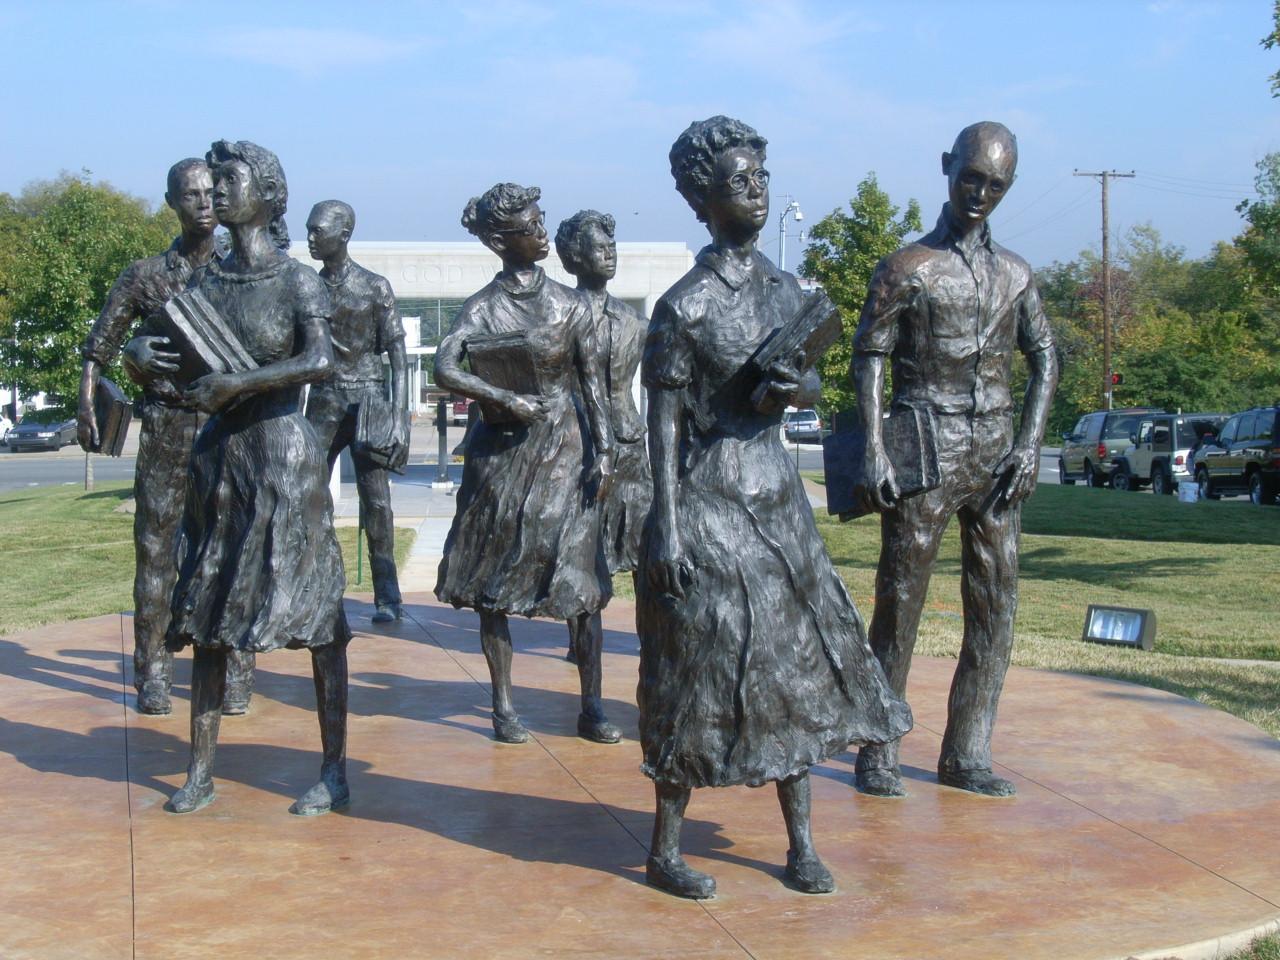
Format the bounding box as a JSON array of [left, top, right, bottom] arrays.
[[1081, 604, 1156, 650]]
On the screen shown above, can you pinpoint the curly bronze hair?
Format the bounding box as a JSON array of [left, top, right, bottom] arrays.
[[461, 183, 541, 245], [207, 139, 291, 250], [669, 116, 767, 222], [555, 209, 615, 276]]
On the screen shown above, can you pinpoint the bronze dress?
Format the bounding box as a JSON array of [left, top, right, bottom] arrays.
[[435, 267, 611, 619], [636, 247, 912, 788], [167, 255, 350, 652]]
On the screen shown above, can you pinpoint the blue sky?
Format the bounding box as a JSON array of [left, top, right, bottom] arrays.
[[2, 0, 1277, 269]]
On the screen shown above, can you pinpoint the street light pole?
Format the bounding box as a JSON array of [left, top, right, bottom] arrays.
[[777, 196, 803, 272]]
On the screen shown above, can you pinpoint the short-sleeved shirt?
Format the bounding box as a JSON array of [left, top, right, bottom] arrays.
[[853, 203, 1055, 417], [319, 260, 405, 385], [81, 237, 216, 402]]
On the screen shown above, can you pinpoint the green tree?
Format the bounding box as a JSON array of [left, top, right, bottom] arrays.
[[1263, 1, 1280, 97], [1236, 153, 1280, 298], [799, 173, 921, 414], [0, 173, 177, 411]]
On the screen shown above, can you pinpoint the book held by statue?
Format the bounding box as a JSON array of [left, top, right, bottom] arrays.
[[823, 406, 941, 521], [92, 376, 133, 457], [465, 331, 543, 425], [160, 288, 258, 385]]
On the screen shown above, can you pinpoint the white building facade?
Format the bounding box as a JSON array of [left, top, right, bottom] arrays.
[[288, 241, 694, 416]]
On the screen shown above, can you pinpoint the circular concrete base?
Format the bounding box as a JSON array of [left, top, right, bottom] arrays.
[[1, 596, 1277, 959]]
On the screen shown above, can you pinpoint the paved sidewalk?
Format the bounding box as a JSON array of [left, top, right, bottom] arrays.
[[3, 601, 1280, 959]]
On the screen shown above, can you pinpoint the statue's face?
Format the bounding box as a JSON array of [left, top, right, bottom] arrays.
[[577, 222, 616, 282], [169, 166, 215, 237], [702, 146, 769, 241], [945, 135, 1016, 228], [211, 160, 262, 227], [490, 203, 549, 264], [306, 205, 348, 261]]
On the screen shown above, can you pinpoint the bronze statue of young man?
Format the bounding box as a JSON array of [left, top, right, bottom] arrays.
[[77, 159, 253, 716], [851, 121, 1058, 798], [303, 200, 409, 623]]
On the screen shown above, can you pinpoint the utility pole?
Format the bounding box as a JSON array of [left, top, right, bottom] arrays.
[[1074, 169, 1134, 410]]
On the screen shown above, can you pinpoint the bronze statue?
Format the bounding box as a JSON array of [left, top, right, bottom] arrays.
[[556, 210, 650, 578], [434, 183, 621, 746], [304, 200, 409, 623], [165, 141, 351, 816], [851, 121, 1059, 799], [76, 158, 253, 716], [637, 116, 912, 900]]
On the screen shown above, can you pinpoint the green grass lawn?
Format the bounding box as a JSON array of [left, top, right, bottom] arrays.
[[1234, 935, 1280, 960], [0, 482, 414, 636], [813, 480, 1280, 736]]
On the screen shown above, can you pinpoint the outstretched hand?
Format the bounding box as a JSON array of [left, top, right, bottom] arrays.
[[857, 443, 900, 514], [122, 336, 180, 385], [76, 404, 99, 453], [588, 451, 614, 504], [751, 359, 802, 414], [647, 521, 692, 600], [993, 444, 1039, 506], [185, 373, 240, 415], [505, 393, 548, 425]]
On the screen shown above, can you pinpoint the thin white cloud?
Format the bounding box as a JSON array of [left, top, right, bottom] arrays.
[[216, 27, 428, 75]]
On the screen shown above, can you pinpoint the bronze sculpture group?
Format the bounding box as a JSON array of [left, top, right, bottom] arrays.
[[78, 114, 1055, 898]]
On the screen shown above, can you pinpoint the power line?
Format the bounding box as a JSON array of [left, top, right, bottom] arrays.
[[996, 173, 1072, 226], [1129, 180, 1255, 202], [1134, 169, 1256, 191], [1001, 185, 1097, 242]]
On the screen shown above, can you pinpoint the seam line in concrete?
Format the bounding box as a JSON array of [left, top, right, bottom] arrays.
[[118, 613, 138, 960], [400, 604, 758, 959], [989, 752, 1280, 915]]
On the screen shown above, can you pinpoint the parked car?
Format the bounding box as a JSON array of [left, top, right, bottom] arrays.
[[1059, 407, 1163, 488], [1193, 405, 1280, 505], [7, 411, 77, 452], [451, 397, 473, 426], [783, 409, 823, 444], [1109, 412, 1229, 494]]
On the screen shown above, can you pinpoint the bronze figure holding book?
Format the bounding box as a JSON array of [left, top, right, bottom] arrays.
[[76, 158, 254, 716], [165, 140, 351, 817], [636, 116, 911, 900], [850, 122, 1059, 799], [303, 200, 410, 624], [434, 183, 621, 746]]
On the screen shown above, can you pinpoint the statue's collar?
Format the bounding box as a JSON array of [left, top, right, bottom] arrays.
[[696, 245, 780, 291], [937, 203, 993, 255], [495, 265, 545, 299]]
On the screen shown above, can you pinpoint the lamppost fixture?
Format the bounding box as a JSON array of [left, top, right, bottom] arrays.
[[778, 196, 803, 272]]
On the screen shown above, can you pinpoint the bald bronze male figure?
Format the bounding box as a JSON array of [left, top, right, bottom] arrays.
[[851, 122, 1058, 798], [304, 200, 409, 622]]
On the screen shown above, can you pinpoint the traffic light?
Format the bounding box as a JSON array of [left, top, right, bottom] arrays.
[[1110, 372, 1124, 386]]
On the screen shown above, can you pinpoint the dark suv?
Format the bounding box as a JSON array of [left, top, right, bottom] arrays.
[[1059, 408, 1163, 488], [1194, 405, 1280, 505]]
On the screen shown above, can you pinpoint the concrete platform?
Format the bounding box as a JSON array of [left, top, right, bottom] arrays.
[[2, 596, 1278, 960]]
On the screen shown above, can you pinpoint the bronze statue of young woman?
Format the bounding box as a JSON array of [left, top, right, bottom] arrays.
[[555, 210, 651, 582], [165, 140, 351, 817], [434, 183, 621, 746], [637, 117, 913, 899]]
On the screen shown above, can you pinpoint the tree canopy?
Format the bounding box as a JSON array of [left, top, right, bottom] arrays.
[[0, 172, 177, 412], [798, 173, 922, 413], [1037, 219, 1280, 435]]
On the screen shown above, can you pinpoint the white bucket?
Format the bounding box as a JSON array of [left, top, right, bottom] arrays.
[[1177, 480, 1198, 503]]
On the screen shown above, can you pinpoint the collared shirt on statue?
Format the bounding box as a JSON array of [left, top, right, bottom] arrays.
[[853, 203, 1055, 417], [320, 260, 406, 385]]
